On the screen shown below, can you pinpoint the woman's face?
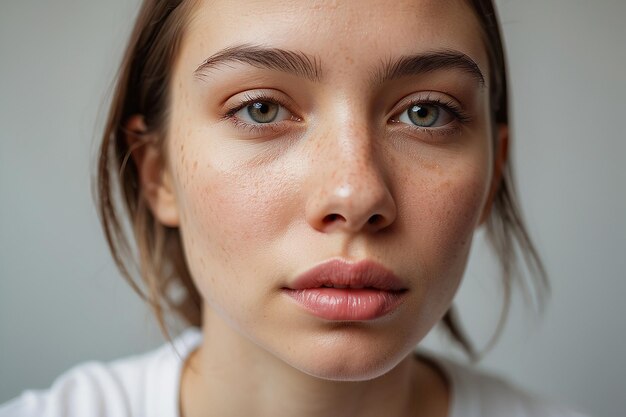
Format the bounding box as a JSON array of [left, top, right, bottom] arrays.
[[155, 0, 496, 380]]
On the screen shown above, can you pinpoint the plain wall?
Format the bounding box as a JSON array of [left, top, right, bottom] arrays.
[[1, 1, 624, 416]]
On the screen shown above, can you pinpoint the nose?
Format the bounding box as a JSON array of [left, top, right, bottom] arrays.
[[304, 127, 397, 234]]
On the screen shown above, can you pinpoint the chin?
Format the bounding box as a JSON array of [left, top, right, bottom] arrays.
[[298, 353, 408, 382], [282, 333, 414, 382]]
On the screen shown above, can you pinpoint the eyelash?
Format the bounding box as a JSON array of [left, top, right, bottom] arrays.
[[222, 93, 471, 136], [222, 92, 297, 134], [389, 94, 472, 137], [411, 97, 471, 124]]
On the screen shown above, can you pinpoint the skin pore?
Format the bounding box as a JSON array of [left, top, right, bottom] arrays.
[[129, 0, 506, 416]]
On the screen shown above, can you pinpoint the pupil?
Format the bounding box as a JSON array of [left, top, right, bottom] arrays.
[[248, 101, 279, 123], [254, 102, 269, 114], [407, 104, 438, 127]]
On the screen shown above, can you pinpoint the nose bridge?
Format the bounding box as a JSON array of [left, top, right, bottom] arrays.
[[305, 114, 397, 234], [328, 119, 375, 181]]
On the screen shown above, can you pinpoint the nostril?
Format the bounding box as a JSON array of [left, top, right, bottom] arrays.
[[368, 214, 383, 225], [323, 213, 345, 224]]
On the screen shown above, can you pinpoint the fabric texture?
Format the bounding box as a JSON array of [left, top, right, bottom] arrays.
[[0, 328, 201, 417], [0, 328, 589, 417], [433, 355, 589, 417]]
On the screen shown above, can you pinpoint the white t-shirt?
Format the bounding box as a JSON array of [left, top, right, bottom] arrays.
[[0, 328, 589, 417]]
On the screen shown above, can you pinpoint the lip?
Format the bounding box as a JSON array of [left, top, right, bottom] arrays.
[[283, 259, 408, 321]]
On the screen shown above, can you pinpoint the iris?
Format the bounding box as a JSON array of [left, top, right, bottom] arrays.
[[247, 101, 279, 123], [407, 104, 439, 127]]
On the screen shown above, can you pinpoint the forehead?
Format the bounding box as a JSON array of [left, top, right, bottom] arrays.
[[179, 0, 488, 81]]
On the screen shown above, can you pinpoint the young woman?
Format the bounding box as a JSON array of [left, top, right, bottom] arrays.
[[0, 0, 589, 416]]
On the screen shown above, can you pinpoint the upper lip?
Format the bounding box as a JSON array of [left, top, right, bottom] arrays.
[[286, 259, 407, 291]]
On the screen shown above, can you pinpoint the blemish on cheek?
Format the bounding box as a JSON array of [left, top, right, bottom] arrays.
[[419, 158, 442, 172], [178, 143, 186, 165]]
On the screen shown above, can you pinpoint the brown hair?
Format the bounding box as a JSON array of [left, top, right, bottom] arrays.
[[96, 0, 547, 359]]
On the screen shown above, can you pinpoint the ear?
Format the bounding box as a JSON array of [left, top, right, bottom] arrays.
[[479, 124, 509, 225], [125, 115, 180, 227]]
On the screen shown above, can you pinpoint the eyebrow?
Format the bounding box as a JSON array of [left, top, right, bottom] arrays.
[[375, 50, 485, 87], [193, 43, 322, 82], [193, 44, 485, 88]]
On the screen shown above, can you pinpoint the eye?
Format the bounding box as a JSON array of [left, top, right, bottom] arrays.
[[397, 103, 455, 128], [234, 100, 290, 124]]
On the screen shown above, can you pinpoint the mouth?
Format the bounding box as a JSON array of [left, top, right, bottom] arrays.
[[282, 259, 408, 321]]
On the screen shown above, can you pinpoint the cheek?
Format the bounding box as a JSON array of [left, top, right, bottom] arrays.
[[171, 148, 299, 298], [422, 170, 487, 257], [399, 159, 491, 302]]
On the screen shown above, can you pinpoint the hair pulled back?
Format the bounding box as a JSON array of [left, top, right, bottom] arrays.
[[96, 0, 547, 360]]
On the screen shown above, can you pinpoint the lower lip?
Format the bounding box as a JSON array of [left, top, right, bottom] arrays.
[[283, 288, 406, 321]]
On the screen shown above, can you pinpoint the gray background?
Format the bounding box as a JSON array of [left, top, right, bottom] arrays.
[[1, 1, 624, 416]]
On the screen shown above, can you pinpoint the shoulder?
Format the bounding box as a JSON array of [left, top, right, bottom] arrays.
[[0, 328, 202, 417], [424, 354, 591, 417]]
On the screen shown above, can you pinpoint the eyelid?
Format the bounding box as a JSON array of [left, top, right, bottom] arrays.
[[222, 90, 300, 121], [388, 92, 471, 125], [218, 90, 305, 138]]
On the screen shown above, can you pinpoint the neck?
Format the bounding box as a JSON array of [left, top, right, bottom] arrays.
[[180, 310, 449, 417]]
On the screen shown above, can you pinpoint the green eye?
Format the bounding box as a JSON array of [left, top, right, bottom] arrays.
[[407, 104, 439, 127], [230, 95, 293, 128], [396, 102, 456, 128], [246, 101, 279, 123]]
